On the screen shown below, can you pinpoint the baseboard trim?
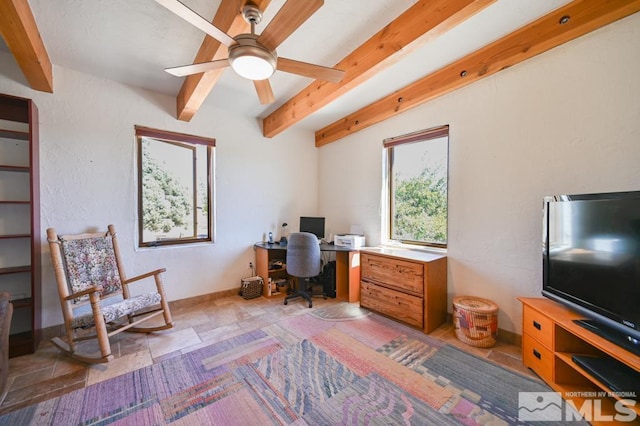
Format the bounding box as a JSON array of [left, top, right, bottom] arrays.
[[168, 288, 240, 310]]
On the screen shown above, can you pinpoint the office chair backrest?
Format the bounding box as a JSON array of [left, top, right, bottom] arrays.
[[286, 232, 321, 278]]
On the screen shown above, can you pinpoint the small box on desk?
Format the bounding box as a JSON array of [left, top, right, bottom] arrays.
[[334, 234, 365, 248]]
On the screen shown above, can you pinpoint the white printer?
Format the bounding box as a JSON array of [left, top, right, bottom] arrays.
[[334, 234, 366, 248]]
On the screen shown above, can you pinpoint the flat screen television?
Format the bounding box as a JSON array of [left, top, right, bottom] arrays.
[[300, 216, 325, 239], [542, 190, 640, 352]]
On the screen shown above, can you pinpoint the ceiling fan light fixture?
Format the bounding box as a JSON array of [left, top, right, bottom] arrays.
[[229, 35, 277, 80], [230, 53, 275, 80]]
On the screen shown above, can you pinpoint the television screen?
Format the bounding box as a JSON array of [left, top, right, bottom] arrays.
[[542, 191, 640, 343], [300, 216, 325, 239]]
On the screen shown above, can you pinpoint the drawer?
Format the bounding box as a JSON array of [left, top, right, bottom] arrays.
[[361, 254, 424, 295], [523, 305, 554, 350], [523, 333, 554, 384], [360, 281, 423, 328]]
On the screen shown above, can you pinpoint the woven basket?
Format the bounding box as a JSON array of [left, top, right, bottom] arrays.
[[240, 276, 263, 300], [453, 296, 498, 348]]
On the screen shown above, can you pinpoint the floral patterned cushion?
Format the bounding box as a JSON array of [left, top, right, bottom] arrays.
[[60, 235, 122, 302], [71, 292, 162, 329]]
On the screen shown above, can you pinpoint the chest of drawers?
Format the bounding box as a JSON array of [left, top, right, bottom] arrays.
[[360, 248, 447, 333]]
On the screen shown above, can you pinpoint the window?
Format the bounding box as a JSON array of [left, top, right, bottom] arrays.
[[135, 126, 214, 247], [384, 125, 449, 248]]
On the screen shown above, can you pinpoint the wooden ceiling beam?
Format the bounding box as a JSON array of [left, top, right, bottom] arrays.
[[176, 0, 272, 121], [315, 0, 640, 146], [262, 0, 495, 138], [0, 0, 53, 92]]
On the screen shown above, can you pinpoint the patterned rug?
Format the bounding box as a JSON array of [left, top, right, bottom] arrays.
[[0, 304, 552, 425]]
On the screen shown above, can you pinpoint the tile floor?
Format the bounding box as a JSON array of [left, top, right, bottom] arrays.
[[0, 295, 535, 415]]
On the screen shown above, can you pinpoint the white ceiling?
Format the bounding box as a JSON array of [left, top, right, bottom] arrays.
[[2, 0, 572, 132]]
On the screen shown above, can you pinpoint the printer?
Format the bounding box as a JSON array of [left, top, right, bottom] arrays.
[[334, 234, 366, 248]]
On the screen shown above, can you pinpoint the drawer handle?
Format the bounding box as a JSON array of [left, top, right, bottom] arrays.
[[533, 320, 541, 330], [533, 349, 541, 360]]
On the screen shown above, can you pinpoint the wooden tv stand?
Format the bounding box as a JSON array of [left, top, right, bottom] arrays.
[[519, 298, 640, 423]]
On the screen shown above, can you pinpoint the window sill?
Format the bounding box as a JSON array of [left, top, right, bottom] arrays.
[[379, 240, 447, 255]]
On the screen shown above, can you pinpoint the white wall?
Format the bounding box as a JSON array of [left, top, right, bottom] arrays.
[[319, 14, 640, 334], [0, 53, 318, 328]]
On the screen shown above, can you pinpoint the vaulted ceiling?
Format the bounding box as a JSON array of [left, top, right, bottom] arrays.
[[1, 0, 638, 145]]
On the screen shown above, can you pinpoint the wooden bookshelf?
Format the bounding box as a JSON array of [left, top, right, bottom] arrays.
[[0, 93, 41, 357]]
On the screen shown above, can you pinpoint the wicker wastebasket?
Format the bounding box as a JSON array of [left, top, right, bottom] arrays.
[[453, 296, 498, 348], [240, 276, 264, 300]]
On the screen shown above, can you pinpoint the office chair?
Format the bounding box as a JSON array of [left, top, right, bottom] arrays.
[[284, 232, 322, 308]]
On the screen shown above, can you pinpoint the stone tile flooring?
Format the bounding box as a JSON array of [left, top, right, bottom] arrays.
[[0, 295, 534, 415]]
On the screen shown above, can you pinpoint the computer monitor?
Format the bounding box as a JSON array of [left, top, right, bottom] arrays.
[[299, 216, 325, 239]]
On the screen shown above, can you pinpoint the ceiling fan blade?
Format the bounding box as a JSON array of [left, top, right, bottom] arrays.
[[154, 0, 235, 47], [253, 79, 275, 105], [277, 57, 344, 83], [165, 59, 230, 77], [257, 0, 323, 51]]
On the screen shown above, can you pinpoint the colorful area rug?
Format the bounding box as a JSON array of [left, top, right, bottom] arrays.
[[0, 304, 552, 425]]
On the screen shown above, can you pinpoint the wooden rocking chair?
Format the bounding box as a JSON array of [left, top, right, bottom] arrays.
[[47, 225, 173, 363]]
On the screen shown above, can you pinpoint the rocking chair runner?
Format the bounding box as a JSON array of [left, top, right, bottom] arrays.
[[47, 225, 173, 363]]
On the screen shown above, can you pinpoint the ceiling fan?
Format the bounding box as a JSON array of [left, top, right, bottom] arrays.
[[154, 0, 346, 105]]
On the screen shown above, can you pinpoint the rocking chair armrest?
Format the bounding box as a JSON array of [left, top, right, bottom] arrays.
[[122, 268, 167, 286], [63, 286, 102, 301]]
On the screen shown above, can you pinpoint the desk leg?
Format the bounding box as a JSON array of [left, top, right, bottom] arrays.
[[255, 247, 270, 297], [335, 251, 360, 303]]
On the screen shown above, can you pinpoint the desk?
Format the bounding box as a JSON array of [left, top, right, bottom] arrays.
[[253, 242, 360, 302]]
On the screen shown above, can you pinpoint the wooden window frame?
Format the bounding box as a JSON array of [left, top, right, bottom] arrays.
[[384, 125, 449, 249], [135, 126, 215, 248]]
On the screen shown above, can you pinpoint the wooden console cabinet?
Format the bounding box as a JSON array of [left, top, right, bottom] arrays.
[[360, 248, 447, 333], [519, 297, 640, 422]]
